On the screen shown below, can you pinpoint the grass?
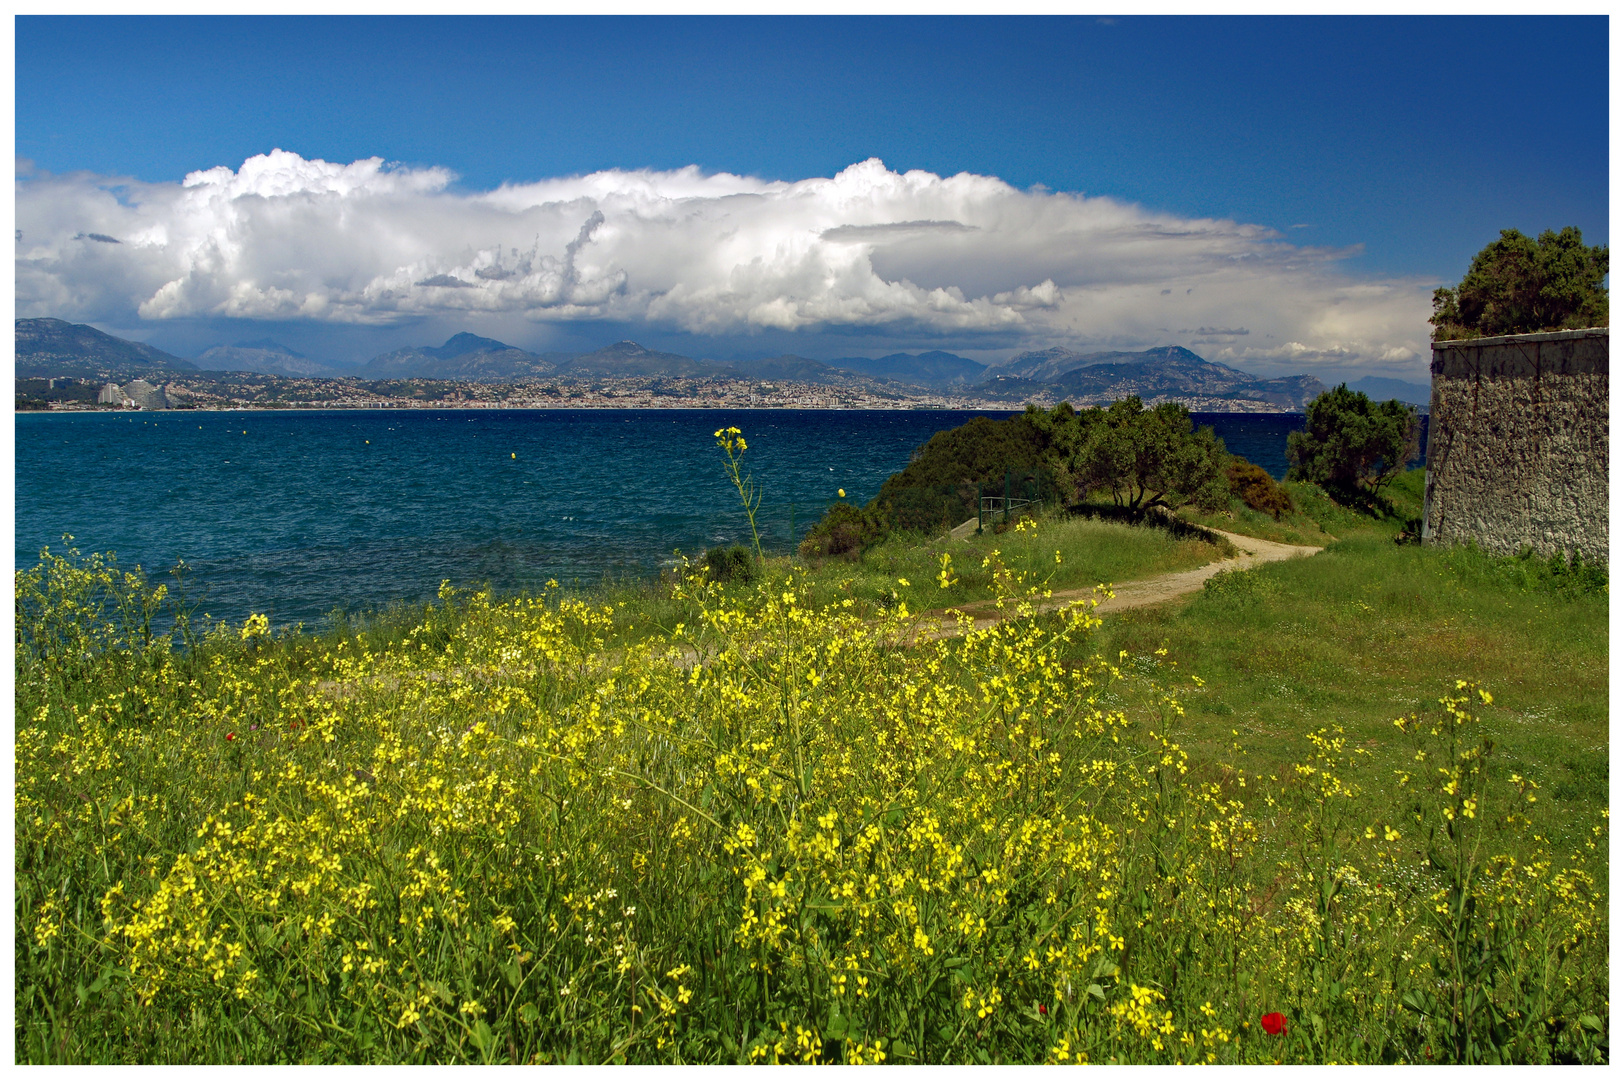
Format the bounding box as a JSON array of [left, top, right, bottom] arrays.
[[13, 469, 1608, 1064], [1062, 468, 1609, 843], [788, 511, 1228, 616], [1089, 534, 1607, 845], [526, 508, 1233, 654]]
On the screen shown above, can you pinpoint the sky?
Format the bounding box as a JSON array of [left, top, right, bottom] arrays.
[[13, 15, 1611, 383]]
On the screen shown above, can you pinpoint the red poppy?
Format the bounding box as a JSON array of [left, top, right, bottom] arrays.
[[1261, 1012, 1287, 1035], [1038, 1003, 1048, 1015], [226, 732, 237, 742]]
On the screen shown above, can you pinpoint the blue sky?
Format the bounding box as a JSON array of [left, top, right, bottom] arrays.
[[14, 16, 1610, 381]]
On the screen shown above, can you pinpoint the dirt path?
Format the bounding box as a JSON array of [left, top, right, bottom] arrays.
[[913, 528, 1325, 641], [314, 529, 1327, 689]]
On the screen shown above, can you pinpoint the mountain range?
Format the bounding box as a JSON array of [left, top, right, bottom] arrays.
[[983, 345, 1328, 410], [196, 340, 354, 378], [15, 318, 198, 379], [17, 318, 1417, 411], [827, 350, 988, 388]]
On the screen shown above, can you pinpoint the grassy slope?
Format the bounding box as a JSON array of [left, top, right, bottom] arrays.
[[1079, 469, 1608, 847], [585, 510, 1232, 650], [311, 468, 1604, 845]]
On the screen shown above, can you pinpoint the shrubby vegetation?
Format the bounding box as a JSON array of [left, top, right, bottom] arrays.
[[1225, 460, 1294, 519], [1286, 385, 1420, 501], [701, 544, 757, 584], [807, 398, 1232, 554], [1431, 227, 1608, 341], [15, 534, 1608, 1064], [797, 499, 896, 560]]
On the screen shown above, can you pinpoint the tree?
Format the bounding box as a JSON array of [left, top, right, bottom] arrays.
[[1071, 397, 1230, 513], [870, 411, 1065, 533], [1286, 385, 1419, 499], [1431, 227, 1608, 340]]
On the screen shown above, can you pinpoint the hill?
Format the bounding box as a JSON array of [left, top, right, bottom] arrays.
[[196, 340, 354, 378], [558, 340, 720, 378], [15, 318, 198, 380], [361, 332, 563, 381], [827, 350, 987, 389], [1347, 375, 1432, 409], [985, 345, 1327, 410]]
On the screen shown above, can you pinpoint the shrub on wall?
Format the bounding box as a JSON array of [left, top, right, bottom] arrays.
[[1431, 227, 1608, 340]]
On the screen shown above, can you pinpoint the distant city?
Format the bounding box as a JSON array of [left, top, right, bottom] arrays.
[[14, 317, 1432, 414]]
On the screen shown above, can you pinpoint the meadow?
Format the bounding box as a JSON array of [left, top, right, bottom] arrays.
[[14, 462, 1608, 1064]]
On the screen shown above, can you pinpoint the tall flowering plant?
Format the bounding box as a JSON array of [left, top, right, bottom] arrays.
[[715, 427, 764, 562]]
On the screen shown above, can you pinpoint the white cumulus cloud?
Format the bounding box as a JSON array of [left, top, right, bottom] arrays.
[[15, 149, 1435, 377]]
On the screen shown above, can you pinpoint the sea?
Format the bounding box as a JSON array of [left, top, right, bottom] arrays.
[[14, 408, 1426, 627]]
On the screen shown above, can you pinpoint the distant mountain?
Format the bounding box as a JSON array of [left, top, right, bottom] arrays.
[[1347, 376, 1431, 408], [828, 350, 987, 389], [990, 345, 1202, 383], [362, 332, 562, 381], [15, 318, 199, 379], [559, 341, 716, 378], [714, 353, 936, 386], [713, 354, 841, 383], [985, 345, 1327, 411], [196, 340, 353, 378]]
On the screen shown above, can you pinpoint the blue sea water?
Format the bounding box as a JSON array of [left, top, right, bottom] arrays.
[[15, 408, 1421, 627]]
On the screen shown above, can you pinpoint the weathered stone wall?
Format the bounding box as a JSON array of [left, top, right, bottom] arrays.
[[1422, 328, 1607, 563]]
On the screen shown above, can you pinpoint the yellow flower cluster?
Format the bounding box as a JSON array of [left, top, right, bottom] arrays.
[[13, 547, 1609, 1064]]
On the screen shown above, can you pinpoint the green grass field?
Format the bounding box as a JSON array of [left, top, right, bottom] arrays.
[[14, 468, 1608, 1064]]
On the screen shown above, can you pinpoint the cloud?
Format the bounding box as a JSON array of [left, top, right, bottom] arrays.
[[821, 220, 978, 242], [14, 149, 1434, 376], [1195, 326, 1248, 336], [76, 232, 121, 244]]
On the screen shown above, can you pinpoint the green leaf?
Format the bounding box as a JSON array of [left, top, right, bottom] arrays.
[[1401, 990, 1433, 1016]]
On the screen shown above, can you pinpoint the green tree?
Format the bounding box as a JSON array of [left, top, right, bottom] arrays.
[[869, 412, 1062, 534], [1071, 397, 1229, 513], [1431, 227, 1608, 340], [1286, 385, 1419, 499]]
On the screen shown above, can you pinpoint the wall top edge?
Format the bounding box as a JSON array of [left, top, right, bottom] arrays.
[[1431, 328, 1609, 350]]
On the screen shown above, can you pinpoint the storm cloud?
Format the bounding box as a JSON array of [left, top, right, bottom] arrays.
[[15, 150, 1432, 377]]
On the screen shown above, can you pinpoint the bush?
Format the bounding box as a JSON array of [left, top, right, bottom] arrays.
[[1225, 460, 1294, 519], [872, 414, 1062, 534], [797, 500, 891, 559], [1431, 226, 1608, 340], [884, 482, 980, 535], [1286, 385, 1419, 501], [875, 414, 1049, 503], [701, 544, 756, 583]]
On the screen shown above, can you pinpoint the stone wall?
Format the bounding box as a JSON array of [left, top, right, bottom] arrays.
[[1422, 328, 1607, 563]]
